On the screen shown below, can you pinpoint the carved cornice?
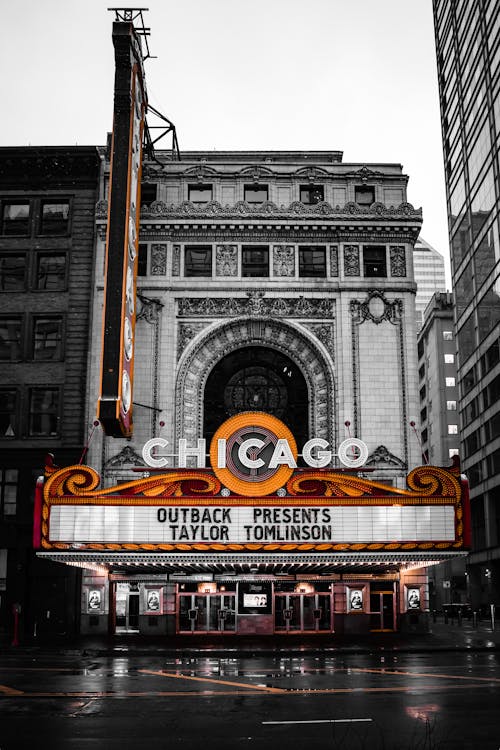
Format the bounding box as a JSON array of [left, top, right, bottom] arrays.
[[177, 295, 335, 318], [350, 289, 403, 326], [365, 445, 406, 469], [104, 446, 146, 469]]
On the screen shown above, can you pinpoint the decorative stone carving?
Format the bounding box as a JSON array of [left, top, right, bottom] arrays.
[[273, 245, 295, 276], [151, 244, 167, 275], [104, 446, 146, 469], [137, 295, 163, 324], [350, 290, 403, 326], [172, 244, 180, 276], [95, 200, 108, 218], [215, 245, 238, 276], [365, 445, 406, 468], [305, 323, 335, 352], [330, 245, 339, 277], [344, 245, 360, 276], [390, 245, 406, 277], [177, 322, 207, 359], [177, 296, 335, 318]]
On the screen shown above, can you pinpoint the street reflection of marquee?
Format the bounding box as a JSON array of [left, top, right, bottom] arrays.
[[36, 462, 470, 554]]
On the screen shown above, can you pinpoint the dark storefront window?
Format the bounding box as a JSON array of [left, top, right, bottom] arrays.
[[363, 247, 387, 277], [242, 246, 269, 277], [35, 253, 67, 290], [39, 201, 70, 235], [244, 185, 268, 204], [477, 281, 500, 343], [355, 186, 375, 206], [32, 317, 63, 361], [140, 184, 157, 206], [0, 317, 22, 361], [299, 246, 326, 277], [455, 260, 474, 316], [474, 222, 499, 291], [0, 469, 18, 516], [0, 389, 17, 438], [1, 201, 30, 235], [457, 313, 476, 365], [0, 254, 26, 290], [188, 185, 213, 204], [28, 387, 60, 437], [137, 243, 148, 276], [300, 185, 324, 204], [185, 246, 212, 277]]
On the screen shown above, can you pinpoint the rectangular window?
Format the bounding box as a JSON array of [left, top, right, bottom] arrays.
[[446, 377, 456, 387], [363, 246, 387, 277], [444, 353, 455, 363], [0, 389, 17, 437], [449, 448, 459, 459], [0, 469, 18, 516], [35, 253, 67, 290], [448, 424, 458, 434], [242, 246, 269, 277], [299, 246, 326, 277], [137, 243, 148, 276], [28, 387, 60, 437], [184, 246, 212, 277], [140, 184, 157, 206], [443, 330, 453, 340], [39, 201, 70, 235], [188, 185, 213, 204], [1, 201, 30, 235], [0, 254, 26, 291], [447, 400, 457, 410], [355, 186, 375, 206], [0, 318, 22, 361], [299, 185, 324, 204], [244, 185, 268, 204], [32, 317, 63, 361]]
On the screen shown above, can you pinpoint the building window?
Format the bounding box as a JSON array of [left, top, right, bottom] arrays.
[[140, 184, 157, 206], [242, 246, 269, 277], [299, 185, 324, 204], [244, 185, 268, 204], [137, 243, 148, 276], [355, 186, 375, 206], [0, 469, 18, 516], [448, 424, 458, 434], [32, 317, 63, 361], [443, 331, 453, 340], [28, 387, 60, 437], [447, 400, 457, 410], [188, 185, 213, 204], [39, 201, 70, 235], [0, 254, 26, 291], [446, 377, 456, 387], [444, 353, 455, 363], [0, 390, 17, 437], [299, 246, 326, 277], [1, 201, 30, 235], [35, 253, 67, 290], [0, 318, 22, 361], [184, 246, 212, 277], [449, 448, 459, 459], [363, 246, 387, 277]]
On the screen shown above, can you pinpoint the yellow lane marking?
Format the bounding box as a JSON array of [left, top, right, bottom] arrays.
[[139, 668, 286, 693], [2, 682, 498, 699], [346, 667, 500, 683], [0, 684, 24, 696]]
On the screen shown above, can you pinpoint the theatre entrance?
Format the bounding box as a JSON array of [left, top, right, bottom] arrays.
[[114, 582, 140, 634], [369, 583, 396, 632], [178, 592, 236, 634], [274, 593, 332, 633]]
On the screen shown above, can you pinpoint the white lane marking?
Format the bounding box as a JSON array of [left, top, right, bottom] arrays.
[[263, 718, 373, 725]]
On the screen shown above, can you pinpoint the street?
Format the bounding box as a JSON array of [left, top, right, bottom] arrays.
[[1, 650, 499, 749]]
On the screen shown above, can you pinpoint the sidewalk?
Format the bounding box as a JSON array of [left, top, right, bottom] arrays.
[[2, 617, 500, 658]]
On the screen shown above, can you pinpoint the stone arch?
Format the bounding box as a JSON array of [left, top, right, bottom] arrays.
[[175, 317, 336, 448]]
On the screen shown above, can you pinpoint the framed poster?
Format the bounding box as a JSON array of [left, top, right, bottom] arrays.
[[145, 587, 163, 615], [406, 586, 421, 610], [347, 586, 364, 612], [86, 587, 103, 613]]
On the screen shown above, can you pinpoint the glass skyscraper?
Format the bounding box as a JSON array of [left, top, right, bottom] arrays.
[[433, 0, 500, 606]]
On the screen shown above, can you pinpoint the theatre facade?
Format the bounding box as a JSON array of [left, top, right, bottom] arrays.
[[33, 140, 470, 636]]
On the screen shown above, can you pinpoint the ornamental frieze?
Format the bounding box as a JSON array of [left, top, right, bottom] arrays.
[[95, 199, 422, 221], [177, 295, 335, 318], [390, 245, 407, 277]]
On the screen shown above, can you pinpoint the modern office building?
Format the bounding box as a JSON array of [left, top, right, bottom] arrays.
[[413, 236, 447, 329], [0, 147, 100, 640], [433, 0, 500, 606]]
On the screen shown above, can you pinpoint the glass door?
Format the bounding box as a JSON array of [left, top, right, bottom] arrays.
[[274, 593, 332, 633], [177, 593, 236, 633], [369, 589, 396, 631], [115, 582, 140, 634]]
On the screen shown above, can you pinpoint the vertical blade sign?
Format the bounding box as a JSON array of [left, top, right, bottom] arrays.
[[98, 22, 146, 437]]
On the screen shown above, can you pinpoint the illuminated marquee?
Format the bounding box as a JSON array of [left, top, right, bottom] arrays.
[[97, 21, 146, 437]]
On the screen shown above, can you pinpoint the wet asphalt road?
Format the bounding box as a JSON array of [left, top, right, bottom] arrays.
[[1, 651, 500, 749]]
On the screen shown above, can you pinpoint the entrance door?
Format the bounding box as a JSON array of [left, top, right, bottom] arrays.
[[115, 583, 140, 634], [178, 593, 236, 633], [275, 593, 332, 633], [370, 590, 396, 631]]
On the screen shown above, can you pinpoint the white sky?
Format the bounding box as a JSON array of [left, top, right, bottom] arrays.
[[0, 0, 451, 284]]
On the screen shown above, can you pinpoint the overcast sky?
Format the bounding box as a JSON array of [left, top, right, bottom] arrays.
[[1, 0, 450, 284]]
